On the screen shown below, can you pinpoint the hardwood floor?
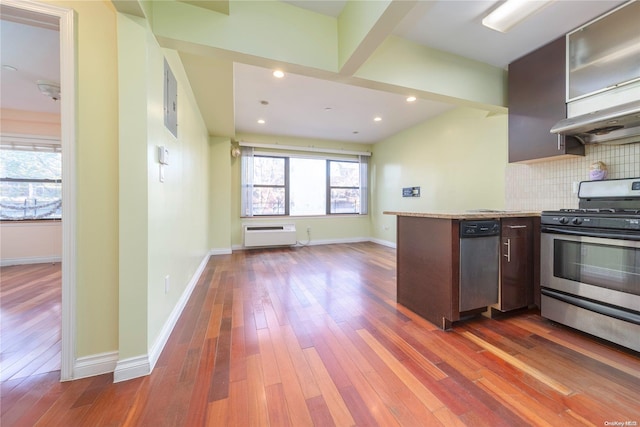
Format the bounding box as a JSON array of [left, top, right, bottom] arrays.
[[2, 242, 639, 426], [0, 263, 61, 383]]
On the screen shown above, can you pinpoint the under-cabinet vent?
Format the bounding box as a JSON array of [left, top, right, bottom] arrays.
[[243, 224, 297, 248]]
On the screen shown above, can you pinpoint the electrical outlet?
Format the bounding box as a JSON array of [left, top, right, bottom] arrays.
[[164, 275, 170, 294]]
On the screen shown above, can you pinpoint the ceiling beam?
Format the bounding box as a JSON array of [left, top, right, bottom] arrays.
[[337, 0, 417, 76], [111, 0, 147, 18]]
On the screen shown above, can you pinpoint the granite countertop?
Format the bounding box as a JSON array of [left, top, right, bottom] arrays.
[[383, 210, 540, 219]]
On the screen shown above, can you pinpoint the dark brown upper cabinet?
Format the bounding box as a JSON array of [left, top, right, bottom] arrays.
[[508, 37, 584, 163]]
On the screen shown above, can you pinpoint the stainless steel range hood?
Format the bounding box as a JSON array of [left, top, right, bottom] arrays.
[[550, 99, 640, 145]]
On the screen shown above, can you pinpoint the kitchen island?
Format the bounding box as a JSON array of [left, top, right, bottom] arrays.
[[384, 211, 540, 329]]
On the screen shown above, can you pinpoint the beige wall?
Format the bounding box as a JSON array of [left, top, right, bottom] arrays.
[[1, 109, 61, 136], [46, 0, 120, 359], [371, 107, 508, 245], [0, 222, 62, 265]]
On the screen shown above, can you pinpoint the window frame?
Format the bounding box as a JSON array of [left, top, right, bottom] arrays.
[[246, 151, 367, 218], [326, 159, 360, 215], [0, 143, 62, 221], [252, 155, 289, 216]]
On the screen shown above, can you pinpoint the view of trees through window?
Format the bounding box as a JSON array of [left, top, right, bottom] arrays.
[[0, 149, 62, 220], [252, 156, 360, 216], [251, 154, 361, 216]]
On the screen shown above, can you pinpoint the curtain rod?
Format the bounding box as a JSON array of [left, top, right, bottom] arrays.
[[238, 141, 371, 157]]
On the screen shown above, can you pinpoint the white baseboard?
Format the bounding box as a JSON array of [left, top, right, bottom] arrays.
[[369, 238, 396, 249], [301, 237, 370, 246], [147, 252, 210, 372], [112, 253, 210, 383], [0, 255, 62, 267], [74, 351, 119, 380], [209, 248, 232, 255], [113, 355, 151, 383], [231, 236, 374, 251]]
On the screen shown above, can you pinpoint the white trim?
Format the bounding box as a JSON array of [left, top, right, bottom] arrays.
[[113, 355, 151, 383], [147, 253, 210, 371], [0, 133, 61, 149], [74, 351, 119, 380], [232, 236, 369, 251], [1, 0, 77, 383], [1, 256, 62, 267], [114, 253, 210, 382], [238, 141, 371, 157], [232, 237, 395, 251], [210, 248, 233, 255], [369, 238, 397, 249]]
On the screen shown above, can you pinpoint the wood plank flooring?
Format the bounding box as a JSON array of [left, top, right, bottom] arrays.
[[2, 242, 640, 426], [0, 262, 61, 382]]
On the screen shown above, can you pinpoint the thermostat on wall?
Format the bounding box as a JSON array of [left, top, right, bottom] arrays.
[[402, 186, 420, 197], [158, 146, 169, 165]]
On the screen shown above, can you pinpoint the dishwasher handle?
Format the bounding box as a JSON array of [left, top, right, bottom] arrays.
[[503, 238, 511, 262]]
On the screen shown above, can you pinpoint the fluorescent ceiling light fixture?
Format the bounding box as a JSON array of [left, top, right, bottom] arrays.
[[482, 0, 554, 33], [273, 70, 284, 78]]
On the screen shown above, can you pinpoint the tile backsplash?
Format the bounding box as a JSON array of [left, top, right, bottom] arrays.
[[505, 143, 640, 211]]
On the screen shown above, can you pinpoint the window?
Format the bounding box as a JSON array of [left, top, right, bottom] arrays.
[[253, 156, 287, 215], [241, 147, 369, 217], [0, 146, 62, 220], [328, 160, 360, 214]]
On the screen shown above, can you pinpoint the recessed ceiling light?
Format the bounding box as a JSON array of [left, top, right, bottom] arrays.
[[406, 96, 417, 103], [2, 65, 17, 71], [257, 119, 266, 124], [273, 70, 284, 78], [374, 117, 382, 122], [324, 107, 333, 111]]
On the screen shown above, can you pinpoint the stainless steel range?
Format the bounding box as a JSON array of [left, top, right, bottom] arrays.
[[540, 177, 640, 352]]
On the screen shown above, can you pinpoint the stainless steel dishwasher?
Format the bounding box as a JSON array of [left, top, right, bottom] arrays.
[[459, 220, 500, 312]]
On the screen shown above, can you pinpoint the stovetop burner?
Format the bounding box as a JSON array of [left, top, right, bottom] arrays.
[[556, 208, 640, 215], [541, 178, 640, 232]]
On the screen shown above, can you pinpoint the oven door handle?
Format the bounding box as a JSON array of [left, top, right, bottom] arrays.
[[541, 226, 640, 241]]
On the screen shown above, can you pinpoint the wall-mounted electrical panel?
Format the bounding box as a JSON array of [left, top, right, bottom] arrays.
[[164, 59, 178, 138]]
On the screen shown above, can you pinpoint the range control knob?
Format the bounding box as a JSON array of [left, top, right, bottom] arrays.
[[559, 217, 569, 225], [572, 217, 583, 225]]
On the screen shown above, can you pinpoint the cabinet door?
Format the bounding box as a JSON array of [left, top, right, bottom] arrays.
[[500, 218, 533, 311], [508, 37, 584, 163]]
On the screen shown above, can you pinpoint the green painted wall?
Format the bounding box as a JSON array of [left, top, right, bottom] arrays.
[[371, 107, 508, 245], [209, 137, 233, 252], [117, 12, 149, 359]]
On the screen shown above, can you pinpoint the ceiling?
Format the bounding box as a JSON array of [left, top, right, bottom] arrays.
[[0, 0, 627, 144]]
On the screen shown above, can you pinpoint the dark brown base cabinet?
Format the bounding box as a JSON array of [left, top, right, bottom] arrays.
[[396, 215, 540, 330], [496, 217, 540, 312], [508, 37, 584, 162], [396, 217, 461, 330]]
